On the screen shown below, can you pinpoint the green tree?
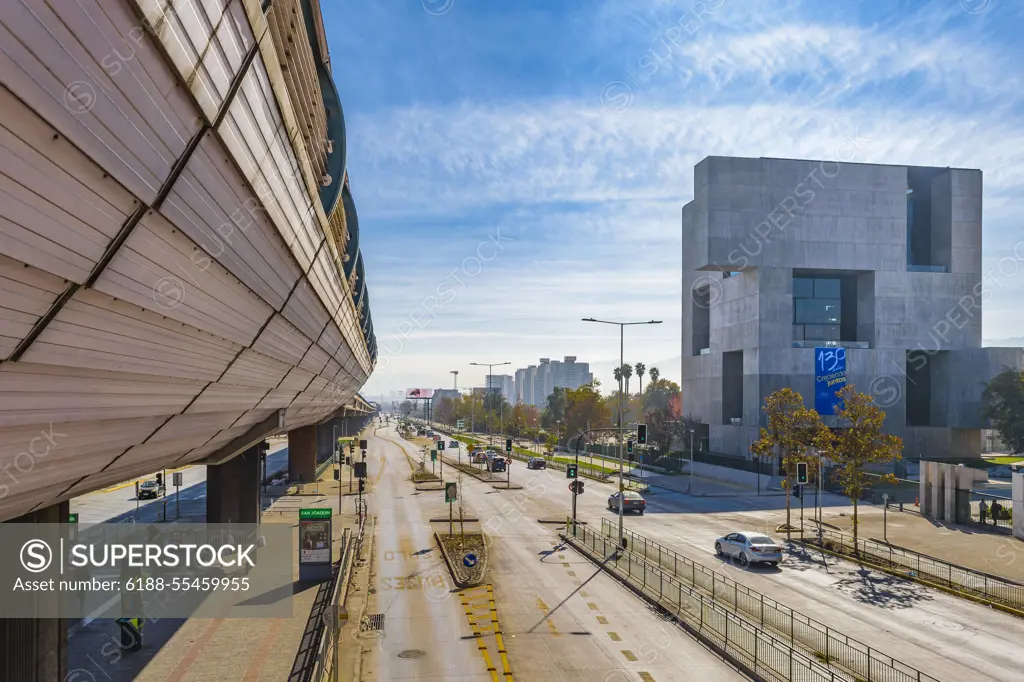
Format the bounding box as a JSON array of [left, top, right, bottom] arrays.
[[635, 363, 646, 395], [648, 366, 660, 385], [815, 385, 902, 549], [541, 387, 567, 429], [982, 368, 1024, 454], [751, 388, 825, 537], [564, 383, 611, 449], [400, 400, 413, 417]]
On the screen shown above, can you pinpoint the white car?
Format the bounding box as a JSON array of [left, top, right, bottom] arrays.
[[714, 532, 783, 567]]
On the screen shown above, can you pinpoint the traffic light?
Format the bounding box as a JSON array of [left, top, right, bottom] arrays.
[[576, 480, 584, 495], [566, 464, 578, 479], [627, 440, 633, 453], [505, 438, 512, 453], [438, 441, 445, 451], [636, 424, 647, 445], [359, 439, 368, 450], [358, 479, 365, 493], [259, 441, 269, 454], [796, 461, 808, 485], [793, 483, 802, 500]]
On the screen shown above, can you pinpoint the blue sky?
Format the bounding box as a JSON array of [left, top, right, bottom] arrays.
[[321, 0, 1024, 396]]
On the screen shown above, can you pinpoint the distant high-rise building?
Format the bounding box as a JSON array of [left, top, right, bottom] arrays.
[[514, 356, 593, 406], [486, 374, 515, 404]]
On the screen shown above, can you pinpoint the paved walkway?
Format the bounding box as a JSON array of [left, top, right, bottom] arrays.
[[817, 503, 1024, 583], [67, 430, 371, 682]]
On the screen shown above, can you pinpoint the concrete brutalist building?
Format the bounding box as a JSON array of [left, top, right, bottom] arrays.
[[681, 156, 1023, 461]]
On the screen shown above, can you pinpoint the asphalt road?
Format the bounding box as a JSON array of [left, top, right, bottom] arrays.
[[69, 443, 290, 524], [372, 425, 746, 682], [426, 439, 1024, 682]]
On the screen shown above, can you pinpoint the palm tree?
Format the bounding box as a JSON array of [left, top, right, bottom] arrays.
[[649, 366, 660, 385], [621, 363, 633, 396], [635, 363, 646, 395], [613, 365, 623, 390]]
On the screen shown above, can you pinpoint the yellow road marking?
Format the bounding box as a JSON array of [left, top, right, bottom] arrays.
[[621, 651, 638, 662], [536, 597, 549, 611], [488, 585, 514, 680], [596, 616, 608, 625], [587, 602, 599, 611], [561, 562, 570, 568], [461, 591, 500, 682], [567, 571, 576, 577], [639, 673, 656, 682], [608, 632, 621, 641], [547, 619, 560, 637], [581, 590, 590, 597]]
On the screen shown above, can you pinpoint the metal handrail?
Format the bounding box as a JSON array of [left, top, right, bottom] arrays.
[[804, 522, 1024, 610], [568, 521, 841, 682], [603, 519, 940, 682]]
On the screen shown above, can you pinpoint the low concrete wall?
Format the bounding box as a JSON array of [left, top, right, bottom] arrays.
[[683, 460, 781, 489]]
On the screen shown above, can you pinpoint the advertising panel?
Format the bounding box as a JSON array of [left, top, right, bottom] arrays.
[[406, 388, 435, 398], [814, 347, 847, 415]]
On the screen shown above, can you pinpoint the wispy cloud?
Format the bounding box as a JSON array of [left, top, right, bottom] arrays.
[[323, 0, 1024, 394]]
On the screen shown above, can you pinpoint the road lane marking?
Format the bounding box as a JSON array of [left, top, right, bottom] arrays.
[[547, 620, 561, 637], [639, 673, 656, 682], [621, 650, 638, 662], [608, 632, 621, 641], [596, 616, 608, 624], [488, 585, 514, 681], [587, 602, 599, 610]]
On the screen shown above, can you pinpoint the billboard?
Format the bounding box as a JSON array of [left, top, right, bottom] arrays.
[[814, 347, 847, 415], [406, 388, 434, 398]]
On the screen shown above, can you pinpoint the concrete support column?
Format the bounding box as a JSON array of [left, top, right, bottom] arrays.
[[1013, 473, 1024, 540], [288, 426, 317, 483], [931, 463, 945, 520], [925, 458, 933, 512], [207, 445, 261, 524], [0, 501, 69, 682]]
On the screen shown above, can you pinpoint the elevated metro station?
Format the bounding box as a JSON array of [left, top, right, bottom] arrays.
[[0, 0, 376, 677]]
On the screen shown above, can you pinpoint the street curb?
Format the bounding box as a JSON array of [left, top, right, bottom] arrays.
[[434, 530, 488, 589], [796, 538, 1024, 619]]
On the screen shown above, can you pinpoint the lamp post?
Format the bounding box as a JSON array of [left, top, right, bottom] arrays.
[[688, 429, 695, 494], [583, 317, 662, 548], [470, 361, 510, 450]]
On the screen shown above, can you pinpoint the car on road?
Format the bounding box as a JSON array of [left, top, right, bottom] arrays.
[[714, 532, 782, 567], [449, 440, 459, 449], [471, 451, 488, 464], [488, 458, 507, 473], [138, 480, 165, 499], [607, 490, 645, 514], [527, 457, 547, 469]]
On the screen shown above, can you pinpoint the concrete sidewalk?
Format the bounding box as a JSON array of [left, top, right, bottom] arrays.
[[67, 432, 372, 682], [816, 503, 1024, 583]]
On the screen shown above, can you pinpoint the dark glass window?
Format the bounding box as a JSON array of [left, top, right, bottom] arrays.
[[793, 278, 814, 298], [814, 278, 841, 298], [795, 298, 840, 325]]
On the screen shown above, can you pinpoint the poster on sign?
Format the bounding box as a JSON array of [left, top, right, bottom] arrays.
[[814, 347, 847, 415]]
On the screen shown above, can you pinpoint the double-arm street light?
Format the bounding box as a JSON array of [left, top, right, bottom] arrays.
[[470, 361, 511, 449], [582, 317, 662, 548]]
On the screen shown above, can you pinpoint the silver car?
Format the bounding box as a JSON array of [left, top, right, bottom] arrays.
[[714, 532, 782, 567]]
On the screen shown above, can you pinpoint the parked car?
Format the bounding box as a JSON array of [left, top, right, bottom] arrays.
[[527, 457, 547, 470], [138, 480, 165, 499], [489, 458, 507, 473], [607, 490, 645, 514], [714, 532, 782, 567]]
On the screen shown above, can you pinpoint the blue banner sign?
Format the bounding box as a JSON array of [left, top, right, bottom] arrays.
[[814, 347, 847, 415]]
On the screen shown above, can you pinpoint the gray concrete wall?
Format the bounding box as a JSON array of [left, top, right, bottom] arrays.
[[682, 156, 994, 461]]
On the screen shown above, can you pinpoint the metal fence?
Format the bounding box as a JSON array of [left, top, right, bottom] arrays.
[[958, 490, 1012, 534], [603, 520, 938, 682], [804, 522, 1024, 610], [568, 522, 846, 682]]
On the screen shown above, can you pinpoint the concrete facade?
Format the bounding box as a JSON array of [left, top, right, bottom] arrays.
[[682, 156, 1023, 460]]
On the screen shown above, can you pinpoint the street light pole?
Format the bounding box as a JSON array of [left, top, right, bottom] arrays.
[[470, 361, 511, 451], [582, 317, 661, 548], [689, 429, 695, 494]]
